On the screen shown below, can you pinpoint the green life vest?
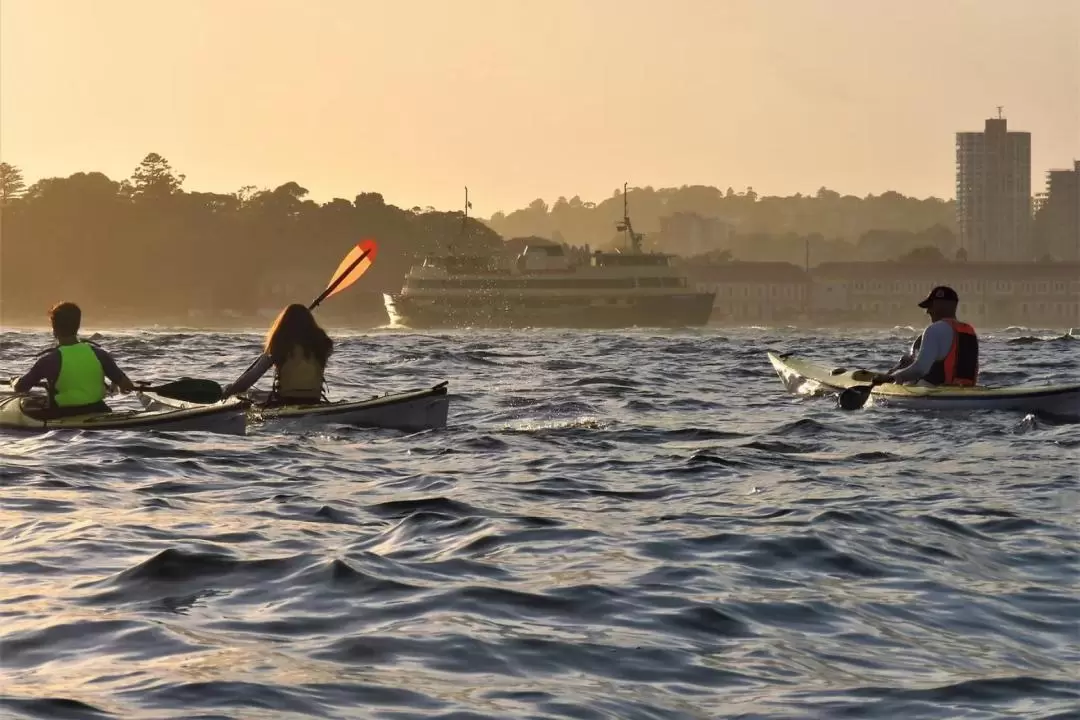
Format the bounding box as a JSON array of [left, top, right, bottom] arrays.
[[54, 342, 106, 407]]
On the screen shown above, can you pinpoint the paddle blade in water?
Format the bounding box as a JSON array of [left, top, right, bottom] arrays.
[[145, 378, 224, 404], [323, 239, 377, 301], [837, 384, 873, 411]]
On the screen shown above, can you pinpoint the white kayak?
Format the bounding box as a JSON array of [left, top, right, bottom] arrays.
[[138, 381, 451, 432], [768, 351, 1080, 416], [0, 394, 248, 435]]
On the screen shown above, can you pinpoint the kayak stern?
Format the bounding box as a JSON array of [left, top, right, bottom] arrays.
[[0, 395, 248, 435]]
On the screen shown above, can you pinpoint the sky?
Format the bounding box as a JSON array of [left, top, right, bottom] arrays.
[[1, 0, 1077, 216]]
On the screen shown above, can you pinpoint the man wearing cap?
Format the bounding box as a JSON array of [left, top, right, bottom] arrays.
[[878, 286, 979, 386]]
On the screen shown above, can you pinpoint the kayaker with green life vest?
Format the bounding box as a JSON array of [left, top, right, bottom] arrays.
[[12, 302, 138, 415], [222, 303, 333, 405], [879, 286, 979, 387]]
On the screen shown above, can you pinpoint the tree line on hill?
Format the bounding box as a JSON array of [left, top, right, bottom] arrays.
[[0, 155, 500, 324], [486, 185, 960, 265]]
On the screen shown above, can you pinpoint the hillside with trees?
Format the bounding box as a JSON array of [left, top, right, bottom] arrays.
[[0, 155, 500, 326], [485, 185, 959, 266]]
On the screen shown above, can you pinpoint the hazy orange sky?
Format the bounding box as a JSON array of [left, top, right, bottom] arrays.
[[2, 0, 1077, 216]]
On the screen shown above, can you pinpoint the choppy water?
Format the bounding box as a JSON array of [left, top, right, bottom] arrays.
[[1, 326, 1078, 720]]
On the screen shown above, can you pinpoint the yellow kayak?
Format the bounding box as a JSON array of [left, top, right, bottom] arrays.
[[768, 352, 1080, 416]]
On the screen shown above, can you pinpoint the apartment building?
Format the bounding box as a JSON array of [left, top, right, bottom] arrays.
[[1034, 160, 1080, 261], [956, 115, 1032, 261]]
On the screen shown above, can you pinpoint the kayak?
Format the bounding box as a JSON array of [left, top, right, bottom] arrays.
[[768, 351, 1080, 416], [139, 382, 450, 432], [138, 381, 451, 432], [0, 394, 249, 435]]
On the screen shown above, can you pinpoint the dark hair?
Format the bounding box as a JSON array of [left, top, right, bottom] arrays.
[[49, 302, 82, 336], [264, 304, 333, 368]]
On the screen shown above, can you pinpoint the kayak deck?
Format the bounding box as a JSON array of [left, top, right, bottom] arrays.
[[139, 381, 451, 432], [0, 395, 248, 435], [768, 351, 1080, 415]]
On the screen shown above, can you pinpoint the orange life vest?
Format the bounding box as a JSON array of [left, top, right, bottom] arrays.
[[926, 319, 979, 386]]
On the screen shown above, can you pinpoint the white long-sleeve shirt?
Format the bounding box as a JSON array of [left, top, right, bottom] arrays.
[[893, 320, 955, 384]]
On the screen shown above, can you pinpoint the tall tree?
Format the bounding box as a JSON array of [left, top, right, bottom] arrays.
[[0, 162, 26, 205], [128, 152, 185, 198]]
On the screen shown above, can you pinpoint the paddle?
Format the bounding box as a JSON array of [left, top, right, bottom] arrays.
[[837, 374, 890, 411], [309, 239, 378, 311], [4, 377, 224, 404], [134, 378, 224, 404]]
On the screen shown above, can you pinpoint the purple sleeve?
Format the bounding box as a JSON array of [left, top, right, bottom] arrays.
[[92, 346, 129, 384], [14, 351, 60, 392]]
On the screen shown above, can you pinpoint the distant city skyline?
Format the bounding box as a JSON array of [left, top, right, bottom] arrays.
[[2, 0, 1077, 215]]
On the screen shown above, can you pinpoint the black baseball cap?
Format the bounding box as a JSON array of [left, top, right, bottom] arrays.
[[918, 285, 959, 308]]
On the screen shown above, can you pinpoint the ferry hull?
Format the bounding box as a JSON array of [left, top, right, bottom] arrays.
[[384, 292, 715, 329]]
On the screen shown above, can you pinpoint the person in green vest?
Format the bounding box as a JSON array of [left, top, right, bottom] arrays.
[[12, 302, 138, 416]]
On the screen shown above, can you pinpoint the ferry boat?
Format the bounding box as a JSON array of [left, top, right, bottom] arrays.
[[383, 185, 715, 329]]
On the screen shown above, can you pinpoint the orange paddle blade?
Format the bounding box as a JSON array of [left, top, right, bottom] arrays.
[[322, 239, 378, 301]]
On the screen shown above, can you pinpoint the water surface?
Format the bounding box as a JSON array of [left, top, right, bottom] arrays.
[[1, 327, 1077, 719]]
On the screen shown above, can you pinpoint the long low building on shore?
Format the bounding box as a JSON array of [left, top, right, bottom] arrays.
[[686, 261, 1080, 327], [687, 262, 809, 323]]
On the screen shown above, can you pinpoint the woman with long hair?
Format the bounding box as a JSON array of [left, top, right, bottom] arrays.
[[222, 304, 334, 404]]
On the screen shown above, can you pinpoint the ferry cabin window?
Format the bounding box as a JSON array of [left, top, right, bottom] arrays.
[[410, 278, 637, 290], [637, 277, 686, 288], [593, 255, 670, 268]]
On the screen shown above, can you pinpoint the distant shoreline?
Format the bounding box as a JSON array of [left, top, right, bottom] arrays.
[[0, 307, 392, 333], [1, 319, 1073, 336]]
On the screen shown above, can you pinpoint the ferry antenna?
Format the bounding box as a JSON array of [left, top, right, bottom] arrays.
[[618, 181, 642, 253]]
